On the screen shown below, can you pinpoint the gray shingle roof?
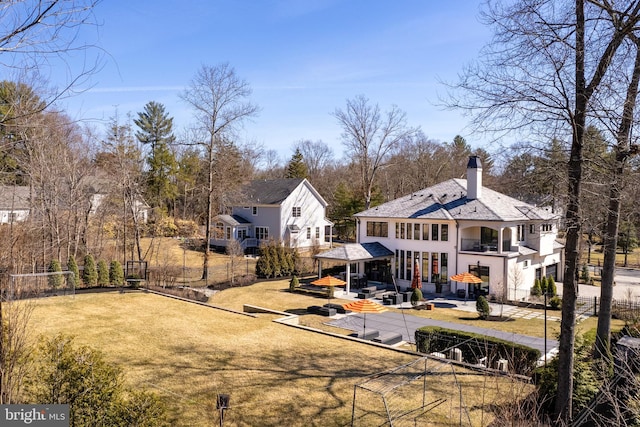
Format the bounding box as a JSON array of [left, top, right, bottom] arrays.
[[0, 186, 30, 210], [316, 242, 394, 262], [215, 214, 251, 226], [241, 178, 304, 205], [354, 178, 558, 222]]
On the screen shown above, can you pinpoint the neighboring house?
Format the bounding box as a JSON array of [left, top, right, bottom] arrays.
[[342, 156, 563, 301], [0, 186, 30, 224], [0, 178, 151, 225], [210, 178, 333, 252]]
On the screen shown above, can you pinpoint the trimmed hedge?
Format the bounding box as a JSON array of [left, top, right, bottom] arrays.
[[415, 326, 541, 375]]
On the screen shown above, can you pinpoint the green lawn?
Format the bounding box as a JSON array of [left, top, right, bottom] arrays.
[[27, 288, 533, 426]]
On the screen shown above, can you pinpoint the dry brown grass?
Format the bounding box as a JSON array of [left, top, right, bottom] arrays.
[[28, 290, 534, 426]]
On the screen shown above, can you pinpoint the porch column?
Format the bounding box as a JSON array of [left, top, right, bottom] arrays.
[[317, 259, 322, 278], [345, 263, 351, 295], [498, 227, 504, 254]]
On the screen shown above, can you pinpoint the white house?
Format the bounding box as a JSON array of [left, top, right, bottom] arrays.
[[344, 156, 564, 301], [210, 178, 333, 252], [0, 186, 30, 224]]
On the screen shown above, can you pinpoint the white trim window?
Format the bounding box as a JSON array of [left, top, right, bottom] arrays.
[[252, 206, 258, 216], [292, 206, 301, 217], [256, 226, 269, 240]]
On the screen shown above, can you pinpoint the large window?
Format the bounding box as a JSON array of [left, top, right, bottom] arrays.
[[256, 226, 269, 240], [440, 253, 448, 282], [441, 224, 449, 241], [414, 223, 421, 240], [432, 224, 439, 241], [214, 222, 224, 239], [481, 227, 498, 249], [421, 252, 429, 282], [468, 264, 490, 295], [431, 253, 439, 283], [406, 251, 412, 279], [406, 223, 412, 239], [366, 221, 388, 237], [422, 224, 429, 240], [292, 206, 301, 217], [517, 224, 525, 241]]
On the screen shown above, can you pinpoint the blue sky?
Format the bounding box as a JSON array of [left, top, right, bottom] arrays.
[[55, 1, 491, 160]]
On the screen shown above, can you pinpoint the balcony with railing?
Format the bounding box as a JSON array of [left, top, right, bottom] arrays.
[[460, 238, 511, 253]]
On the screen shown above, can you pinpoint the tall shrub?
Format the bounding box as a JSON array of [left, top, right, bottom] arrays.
[[547, 276, 557, 297], [109, 261, 125, 286], [476, 295, 491, 320], [67, 256, 80, 288], [540, 276, 548, 294], [83, 254, 98, 287], [47, 259, 63, 289], [531, 278, 542, 296], [97, 260, 109, 287], [410, 288, 423, 306]]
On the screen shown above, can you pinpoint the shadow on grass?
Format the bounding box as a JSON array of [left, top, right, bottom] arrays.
[[459, 315, 516, 322]]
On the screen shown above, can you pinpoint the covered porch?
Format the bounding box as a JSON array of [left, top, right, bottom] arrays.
[[314, 242, 394, 295]]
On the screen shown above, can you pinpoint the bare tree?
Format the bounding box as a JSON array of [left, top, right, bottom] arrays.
[[596, 25, 640, 361], [0, 0, 101, 113], [333, 95, 416, 210], [291, 139, 334, 182], [180, 63, 259, 282], [445, 1, 640, 422]]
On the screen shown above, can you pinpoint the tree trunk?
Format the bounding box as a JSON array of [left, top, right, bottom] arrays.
[[555, 1, 585, 422], [595, 37, 640, 362]]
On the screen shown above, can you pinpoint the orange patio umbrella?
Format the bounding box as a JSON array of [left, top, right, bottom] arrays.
[[410, 259, 421, 289], [312, 275, 347, 305], [342, 299, 388, 338], [450, 272, 483, 299], [449, 272, 483, 284]]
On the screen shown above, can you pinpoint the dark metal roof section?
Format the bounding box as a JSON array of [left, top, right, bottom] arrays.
[[315, 242, 394, 262]]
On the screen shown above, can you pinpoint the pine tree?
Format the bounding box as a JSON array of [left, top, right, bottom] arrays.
[[97, 260, 109, 287], [109, 261, 125, 286], [83, 254, 98, 287], [134, 101, 178, 212], [285, 148, 308, 178], [541, 276, 548, 295]]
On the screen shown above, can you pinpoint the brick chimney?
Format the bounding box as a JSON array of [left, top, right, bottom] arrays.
[[466, 155, 482, 200]]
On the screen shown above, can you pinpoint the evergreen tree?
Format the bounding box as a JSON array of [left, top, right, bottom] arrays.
[[48, 259, 63, 289], [547, 276, 557, 297], [541, 276, 548, 295], [67, 256, 80, 288], [83, 254, 98, 287], [97, 260, 109, 287], [285, 148, 308, 178], [476, 295, 491, 320], [531, 279, 542, 296], [109, 260, 125, 287], [134, 101, 178, 212]]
